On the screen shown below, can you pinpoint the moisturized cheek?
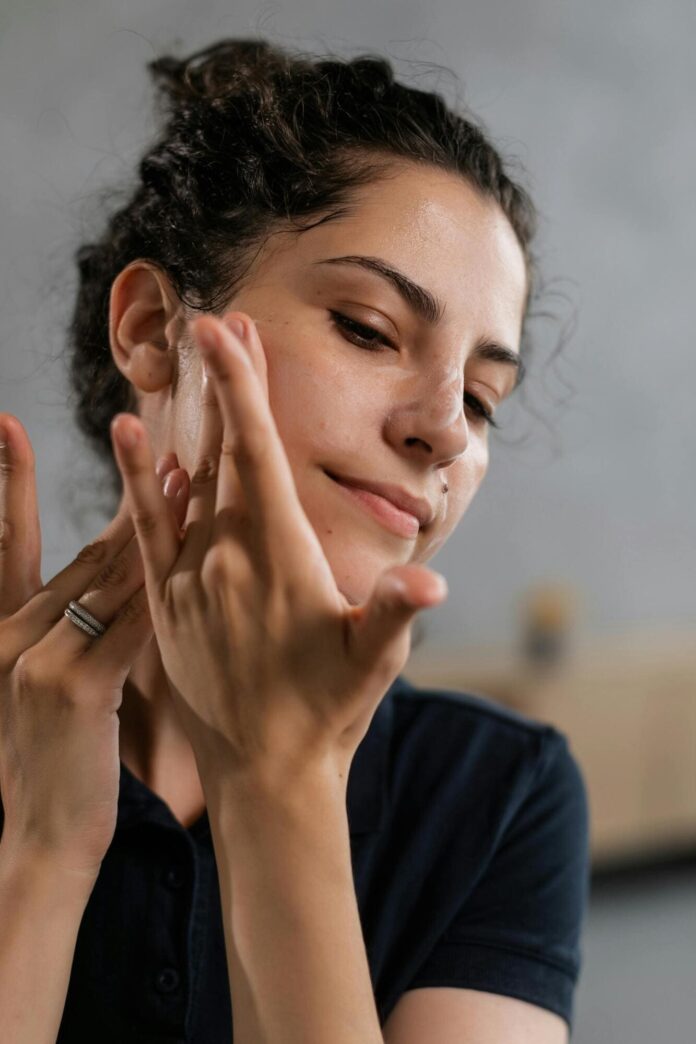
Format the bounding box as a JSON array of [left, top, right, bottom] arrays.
[[174, 368, 208, 473]]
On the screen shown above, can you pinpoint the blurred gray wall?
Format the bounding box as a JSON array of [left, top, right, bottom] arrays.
[[1, 0, 694, 649]]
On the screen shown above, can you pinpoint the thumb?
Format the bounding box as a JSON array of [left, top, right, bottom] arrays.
[[348, 565, 448, 677]]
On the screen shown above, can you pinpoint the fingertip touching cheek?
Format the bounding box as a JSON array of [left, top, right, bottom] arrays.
[[173, 164, 526, 605]]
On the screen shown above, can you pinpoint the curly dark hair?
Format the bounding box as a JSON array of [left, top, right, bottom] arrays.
[[67, 37, 539, 506]]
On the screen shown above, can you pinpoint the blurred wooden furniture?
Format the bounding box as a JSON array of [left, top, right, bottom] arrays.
[[405, 629, 696, 870]]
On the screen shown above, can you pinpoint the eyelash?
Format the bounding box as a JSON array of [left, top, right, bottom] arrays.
[[329, 311, 500, 429]]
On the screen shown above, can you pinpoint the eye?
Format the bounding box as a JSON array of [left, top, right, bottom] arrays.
[[329, 310, 393, 349], [329, 310, 501, 429]]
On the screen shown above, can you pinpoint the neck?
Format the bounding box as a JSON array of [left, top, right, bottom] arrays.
[[119, 637, 206, 826]]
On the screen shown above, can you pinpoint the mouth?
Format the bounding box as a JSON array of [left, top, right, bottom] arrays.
[[324, 470, 425, 540]]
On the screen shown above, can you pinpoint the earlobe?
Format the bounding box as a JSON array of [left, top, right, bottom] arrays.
[[109, 261, 184, 393]]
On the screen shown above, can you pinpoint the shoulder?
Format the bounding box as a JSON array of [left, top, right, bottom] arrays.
[[387, 674, 589, 864], [391, 673, 558, 739], [390, 673, 583, 786], [378, 677, 590, 1030]]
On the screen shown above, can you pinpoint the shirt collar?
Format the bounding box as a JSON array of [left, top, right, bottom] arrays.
[[117, 674, 406, 836]]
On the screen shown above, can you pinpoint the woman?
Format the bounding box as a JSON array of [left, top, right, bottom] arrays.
[[0, 38, 589, 1043]]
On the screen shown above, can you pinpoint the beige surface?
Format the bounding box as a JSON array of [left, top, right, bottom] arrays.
[[405, 630, 696, 866]]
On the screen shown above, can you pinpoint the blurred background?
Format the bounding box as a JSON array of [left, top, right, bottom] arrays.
[[1, 0, 694, 1040]]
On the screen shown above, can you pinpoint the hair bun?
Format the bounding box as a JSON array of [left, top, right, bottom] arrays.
[[148, 38, 288, 108]]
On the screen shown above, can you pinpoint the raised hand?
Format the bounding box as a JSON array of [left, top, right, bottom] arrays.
[[110, 312, 448, 797], [0, 415, 189, 881]]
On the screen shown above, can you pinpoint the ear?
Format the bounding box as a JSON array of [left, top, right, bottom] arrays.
[[109, 261, 186, 393]]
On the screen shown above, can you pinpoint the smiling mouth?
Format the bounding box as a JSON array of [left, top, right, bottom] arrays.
[[324, 470, 421, 540]]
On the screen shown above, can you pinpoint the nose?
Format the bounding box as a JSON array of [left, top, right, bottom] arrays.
[[385, 369, 470, 467]]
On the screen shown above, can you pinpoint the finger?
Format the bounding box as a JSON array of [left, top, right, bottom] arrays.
[[224, 311, 269, 401], [163, 466, 191, 537], [156, 453, 191, 535], [0, 414, 42, 614], [5, 484, 133, 660], [31, 462, 185, 664], [215, 312, 268, 521], [85, 468, 190, 685], [81, 583, 154, 686], [51, 519, 149, 659], [176, 362, 225, 573], [193, 315, 300, 541], [194, 318, 246, 520], [110, 414, 183, 590], [155, 452, 179, 480], [347, 566, 448, 676]]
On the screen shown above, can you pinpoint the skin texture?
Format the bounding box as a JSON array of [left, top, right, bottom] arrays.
[[108, 160, 527, 818]]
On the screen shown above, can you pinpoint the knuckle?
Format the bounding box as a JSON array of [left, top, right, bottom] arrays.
[[212, 367, 231, 387], [201, 545, 231, 587], [118, 593, 150, 627], [14, 650, 81, 704], [92, 554, 129, 591], [75, 538, 109, 567], [132, 508, 159, 539], [14, 649, 46, 691], [191, 454, 219, 485], [0, 620, 23, 671], [236, 427, 269, 466], [13, 649, 34, 684], [166, 571, 200, 612], [384, 638, 410, 678]]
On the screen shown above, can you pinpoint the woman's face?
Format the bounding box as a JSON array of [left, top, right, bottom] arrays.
[[168, 163, 528, 605]]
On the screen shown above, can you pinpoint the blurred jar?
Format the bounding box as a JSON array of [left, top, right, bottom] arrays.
[[519, 583, 578, 666]]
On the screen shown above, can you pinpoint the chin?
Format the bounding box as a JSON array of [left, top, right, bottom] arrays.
[[316, 533, 412, 608]]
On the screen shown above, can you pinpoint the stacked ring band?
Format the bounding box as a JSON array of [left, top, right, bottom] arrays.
[[64, 600, 107, 638]]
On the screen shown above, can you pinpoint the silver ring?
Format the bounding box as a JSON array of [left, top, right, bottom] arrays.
[[65, 600, 107, 638]]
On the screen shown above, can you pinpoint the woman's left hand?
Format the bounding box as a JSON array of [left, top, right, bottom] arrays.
[[110, 312, 448, 791]]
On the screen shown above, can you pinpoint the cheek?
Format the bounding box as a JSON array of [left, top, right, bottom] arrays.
[[264, 341, 368, 468], [454, 446, 488, 513], [266, 363, 328, 465], [170, 367, 206, 474]]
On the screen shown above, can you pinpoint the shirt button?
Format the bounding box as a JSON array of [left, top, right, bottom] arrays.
[[163, 866, 185, 889], [155, 967, 180, 993]]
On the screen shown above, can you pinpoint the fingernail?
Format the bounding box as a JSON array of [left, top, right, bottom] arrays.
[[163, 472, 183, 499], [225, 316, 245, 340], [389, 577, 408, 597], [113, 416, 140, 449], [155, 455, 169, 479], [195, 320, 220, 353], [433, 573, 448, 598]]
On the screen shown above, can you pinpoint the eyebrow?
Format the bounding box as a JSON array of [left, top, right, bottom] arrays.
[[312, 254, 524, 387]]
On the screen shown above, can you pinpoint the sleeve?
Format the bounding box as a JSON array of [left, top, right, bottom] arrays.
[[405, 728, 591, 1038]]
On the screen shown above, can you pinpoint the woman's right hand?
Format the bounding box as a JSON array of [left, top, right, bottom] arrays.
[[0, 413, 190, 885]]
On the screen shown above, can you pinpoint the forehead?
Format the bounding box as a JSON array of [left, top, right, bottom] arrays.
[[256, 162, 529, 336]]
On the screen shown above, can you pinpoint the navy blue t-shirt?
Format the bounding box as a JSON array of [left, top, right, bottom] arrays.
[[0, 673, 590, 1042]]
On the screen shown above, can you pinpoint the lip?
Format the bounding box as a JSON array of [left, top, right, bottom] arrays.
[[324, 470, 435, 538]]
